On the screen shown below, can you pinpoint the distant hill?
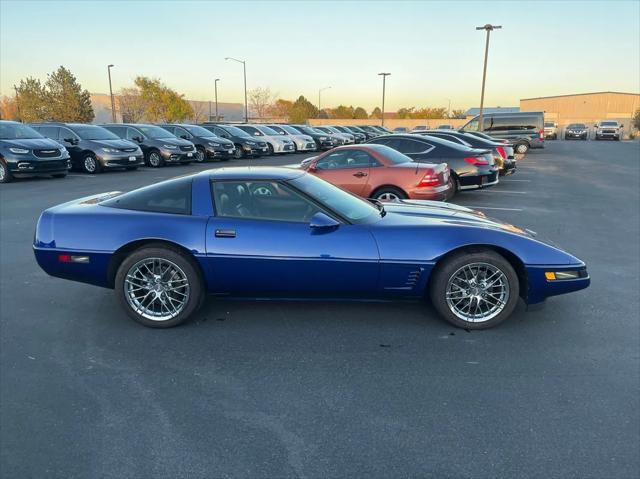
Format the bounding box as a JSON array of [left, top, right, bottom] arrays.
[[90, 93, 245, 123]]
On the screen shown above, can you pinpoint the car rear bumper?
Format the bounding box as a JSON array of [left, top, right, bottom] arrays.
[[459, 170, 499, 190], [408, 183, 453, 201]]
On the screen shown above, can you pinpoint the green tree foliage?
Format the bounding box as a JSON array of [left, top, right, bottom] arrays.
[[331, 105, 354, 119], [370, 107, 382, 119], [45, 66, 94, 122], [289, 96, 318, 123], [121, 77, 193, 122], [268, 99, 294, 119], [353, 107, 369, 119], [449, 108, 467, 119], [396, 106, 447, 119], [14, 78, 49, 122], [318, 109, 329, 119], [632, 109, 640, 130]]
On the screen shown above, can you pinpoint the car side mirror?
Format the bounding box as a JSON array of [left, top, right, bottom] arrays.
[[64, 138, 78, 145], [309, 212, 339, 231], [134, 136, 144, 143], [180, 135, 190, 140]]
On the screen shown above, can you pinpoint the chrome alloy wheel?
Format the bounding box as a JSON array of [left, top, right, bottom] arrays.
[[0, 164, 5, 181], [149, 152, 161, 167], [84, 157, 97, 172], [445, 262, 509, 323], [377, 192, 401, 202], [124, 258, 190, 321]]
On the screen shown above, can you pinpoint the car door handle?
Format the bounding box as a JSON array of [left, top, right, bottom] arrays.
[[353, 172, 368, 178], [215, 229, 236, 238]]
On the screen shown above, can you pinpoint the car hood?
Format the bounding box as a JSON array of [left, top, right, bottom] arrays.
[[1, 138, 62, 149], [156, 137, 192, 146], [203, 137, 234, 146], [89, 139, 139, 149], [378, 200, 533, 236]]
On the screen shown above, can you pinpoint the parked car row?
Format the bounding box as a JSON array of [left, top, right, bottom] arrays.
[[545, 120, 625, 140]]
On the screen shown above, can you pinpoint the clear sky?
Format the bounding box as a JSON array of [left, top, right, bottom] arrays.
[[1, 0, 639, 111]]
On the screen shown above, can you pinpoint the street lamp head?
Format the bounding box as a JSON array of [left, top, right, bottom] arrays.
[[108, 64, 114, 68], [476, 24, 502, 31], [215, 78, 220, 82], [378, 72, 391, 76]]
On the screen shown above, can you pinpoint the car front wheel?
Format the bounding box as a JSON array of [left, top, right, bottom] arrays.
[[195, 147, 206, 162], [429, 250, 520, 329], [0, 160, 12, 183], [514, 142, 529, 154], [82, 154, 101, 174], [147, 150, 164, 167], [115, 246, 203, 328]]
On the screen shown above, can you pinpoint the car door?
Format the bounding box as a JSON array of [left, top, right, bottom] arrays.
[[204, 179, 379, 297], [311, 150, 371, 196], [58, 127, 82, 162]]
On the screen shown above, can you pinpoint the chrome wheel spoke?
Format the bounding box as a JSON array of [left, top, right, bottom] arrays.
[[445, 262, 510, 323], [124, 257, 190, 321]]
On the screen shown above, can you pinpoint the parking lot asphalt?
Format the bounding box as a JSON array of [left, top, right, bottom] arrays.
[[1, 140, 639, 479]]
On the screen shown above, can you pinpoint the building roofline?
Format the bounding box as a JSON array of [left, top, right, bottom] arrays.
[[521, 91, 640, 101]]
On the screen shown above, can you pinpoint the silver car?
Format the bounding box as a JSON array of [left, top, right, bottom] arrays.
[[267, 125, 317, 152], [235, 124, 296, 154], [315, 126, 356, 145]]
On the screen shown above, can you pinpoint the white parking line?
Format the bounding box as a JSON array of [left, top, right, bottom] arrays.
[[464, 206, 524, 211]]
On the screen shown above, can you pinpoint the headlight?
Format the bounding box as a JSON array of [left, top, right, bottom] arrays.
[[163, 144, 178, 149], [207, 142, 220, 147], [101, 148, 118, 153], [319, 136, 327, 140], [59, 146, 68, 154], [246, 141, 256, 146], [9, 147, 29, 154]]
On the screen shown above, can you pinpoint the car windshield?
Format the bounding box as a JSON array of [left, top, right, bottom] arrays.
[[138, 125, 176, 139], [289, 174, 380, 224], [267, 125, 287, 135], [241, 127, 263, 136], [280, 125, 302, 135], [601, 121, 618, 127], [257, 126, 279, 136], [221, 125, 252, 137], [0, 123, 43, 139], [74, 125, 120, 140], [297, 126, 317, 135], [568, 124, 586, 129], [183, 125, 216, 137], [544, 122, 555, 127]]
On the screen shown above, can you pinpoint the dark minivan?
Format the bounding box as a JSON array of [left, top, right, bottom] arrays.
[[31, 122, 144, 174], [160, 124, 235, 162], [101, 124, 195, 167], [0, 121, 70, 183], [200, 124, 269, 159], [460, 112, 545, 154]]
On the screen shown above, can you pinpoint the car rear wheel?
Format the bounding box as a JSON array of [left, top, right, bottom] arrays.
[[82, 154, 101, 174], [195, 146, 206, 162], [147, 150, 164, 167], [514, 142, 529, 154], [372, 186, 407, 202], [0, 160, 12, 183], [115, 246, 203, 328], [429, 250, 520, 329]]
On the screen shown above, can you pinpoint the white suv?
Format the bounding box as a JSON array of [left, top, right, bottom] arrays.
[[594, 121, 623, 141]]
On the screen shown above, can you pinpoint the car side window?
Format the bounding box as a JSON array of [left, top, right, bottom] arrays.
[[101, 177, 192, 215], [175, 127, 190, 139], [126, 128, 141, 140], [40, 126, 59, 139], [213, 127, 228, 138], [59, 128, 78, 143], [162, 126, 175, 135], [212, 181, 322, 223], [316, 150, 376, 170]]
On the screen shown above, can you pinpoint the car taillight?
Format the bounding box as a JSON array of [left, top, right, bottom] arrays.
[[539, 129, 544, 140], [496, 146, 506, 159], [464, 156, 489, 166], [418, 169, 441, 187]]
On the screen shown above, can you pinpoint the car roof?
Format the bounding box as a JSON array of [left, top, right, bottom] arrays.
[[205, 166, 306, 181]]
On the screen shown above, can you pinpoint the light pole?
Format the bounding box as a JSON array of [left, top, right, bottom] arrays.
[[378, 72, 391, 126], [225, 57, 247, 123], [318, 86, 331, 118], [214, 78, 220, 121], [475, 24, 501, 131], [107, 64, 116, 123]]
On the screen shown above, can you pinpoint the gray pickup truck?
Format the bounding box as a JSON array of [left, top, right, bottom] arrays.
[[594, 121, 623, 141]]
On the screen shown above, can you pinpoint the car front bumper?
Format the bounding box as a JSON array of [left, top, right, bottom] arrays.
[[5, 155, 70, 176], [205, 146, 236, 159], [98, 153, 145, 168], [160, 149, 194, 163]]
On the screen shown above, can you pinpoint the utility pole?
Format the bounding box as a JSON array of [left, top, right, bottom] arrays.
[[225, 57, 247, 122], [13, 85, 20, 121], [475, 24, 501, 131], [107, 64, 116, 122], [378, 72, 391, 126], [318, 86, 331, 118], [214, 78, 220, 121]]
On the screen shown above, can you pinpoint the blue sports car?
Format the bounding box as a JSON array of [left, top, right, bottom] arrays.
[[33, 167, 590, 329]]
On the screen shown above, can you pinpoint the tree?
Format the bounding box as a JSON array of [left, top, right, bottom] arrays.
[[45, 66, 94, 122], [396, 107, 416, 119], [268, 99, 294, 119], [118, 87, 146, 123], [632, 109, 640, 131], [331, 105, 354, 119], [353, 107, 368, 119], [370, 107, 382, 119], [248, 87, 275, 119], [289, 95, 318, 123], [318, 109, 329, 119], [14, 78, 48, 122], [449, 108, 467, 119], [0, 95, 19, 120]]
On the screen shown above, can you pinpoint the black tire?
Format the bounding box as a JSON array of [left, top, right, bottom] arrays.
[[115, 246, 204, 328], [514, 142, 529, 154], [82, 154, 101, 174], [449, 173, 459, 195], [429, 249, 520, 330], [267, 143, 274, 155], [292, 142, 298, 153], [195, 146, 206, 163], [371, 186, 407, 202], [146, 150, 164, 168], [52, 173, 67, 179], [233, 145, 243, 159], [0, 160, 12, 183]]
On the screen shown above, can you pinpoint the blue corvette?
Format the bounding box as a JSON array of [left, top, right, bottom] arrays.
[[33, 167, 589, 329]]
